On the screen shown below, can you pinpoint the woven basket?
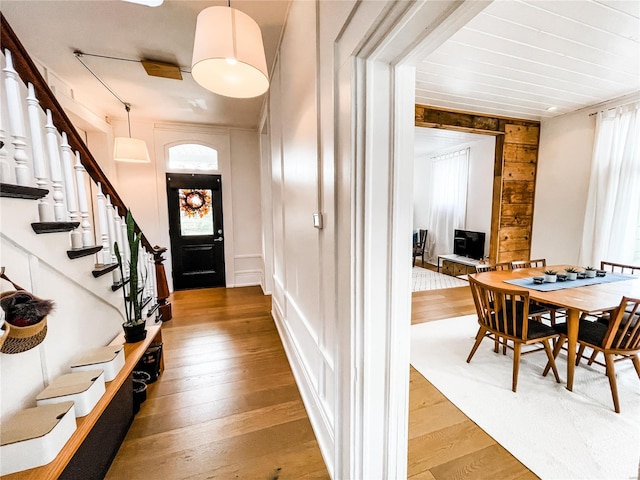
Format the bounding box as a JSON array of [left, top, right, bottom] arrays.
[[0, 316, 48, 354], [0, 273, 50, 354]]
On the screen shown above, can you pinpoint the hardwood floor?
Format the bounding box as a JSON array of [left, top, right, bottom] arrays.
[[105, 286, 330, 480], [107, 280, 536, 479]]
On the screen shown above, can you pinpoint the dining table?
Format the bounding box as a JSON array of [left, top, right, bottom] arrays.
[[472, 264, 640, 391]]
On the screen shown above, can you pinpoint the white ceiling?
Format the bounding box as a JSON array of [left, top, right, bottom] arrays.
[[1, 0, 639, 136], [416, 0, 640, 120], [1, 0, 290, 129]]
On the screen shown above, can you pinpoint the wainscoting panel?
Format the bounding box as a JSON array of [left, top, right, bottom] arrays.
[[271, 276, 335, 478]]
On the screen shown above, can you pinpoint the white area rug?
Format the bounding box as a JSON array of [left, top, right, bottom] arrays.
[[412, 266, 468, 291], [410, 315, 640, 480]]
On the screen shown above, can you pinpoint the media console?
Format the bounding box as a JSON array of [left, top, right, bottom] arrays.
[[437, 254, 482, 277]]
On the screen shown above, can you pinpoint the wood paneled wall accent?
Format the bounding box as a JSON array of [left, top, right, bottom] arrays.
[[415, 105, 540, 263], [499, 124, 539, 262]]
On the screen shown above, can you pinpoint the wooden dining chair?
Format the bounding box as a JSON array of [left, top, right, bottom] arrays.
[[511, 258, 547, 269], [600, 261, 640, 276], [466, 275, 561, 392], [475, 261, 512, 273], [510, 258, 565, 326], [413, 229, 428, 267], [544, 296, 640, 413]]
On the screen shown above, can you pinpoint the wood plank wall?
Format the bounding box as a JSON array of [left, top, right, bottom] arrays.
[[415, 105, 541, 264]]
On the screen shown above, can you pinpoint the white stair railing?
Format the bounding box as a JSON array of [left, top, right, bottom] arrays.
[[3, 49, 31, 186]]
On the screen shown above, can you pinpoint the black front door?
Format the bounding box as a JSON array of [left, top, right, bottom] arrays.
[[166, 173, 225, 290]]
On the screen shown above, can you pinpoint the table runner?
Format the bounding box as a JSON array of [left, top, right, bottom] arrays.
[[504, 273, 636, 291]]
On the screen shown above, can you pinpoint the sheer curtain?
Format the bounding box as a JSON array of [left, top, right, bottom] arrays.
[[427, 148, 469, 261], [579, 102, 640, 266]]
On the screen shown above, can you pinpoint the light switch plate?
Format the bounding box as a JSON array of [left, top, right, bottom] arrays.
[[313, 213, 323, 229]]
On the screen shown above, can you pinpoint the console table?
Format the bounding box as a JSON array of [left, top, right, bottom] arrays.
[[438, 254, 481, 277]]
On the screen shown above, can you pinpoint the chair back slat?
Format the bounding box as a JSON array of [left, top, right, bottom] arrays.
[[600, 261, 640, 276], [511, 259, 546, 269], [475, 261, 512, 273], [604, 297, 640, 351]]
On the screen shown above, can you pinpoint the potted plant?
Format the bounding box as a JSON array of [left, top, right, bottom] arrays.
[[543, 269, 558, 283], [114, 210, 147, 343], [585, 266, 597, 278], [564, 267, 579, 280]]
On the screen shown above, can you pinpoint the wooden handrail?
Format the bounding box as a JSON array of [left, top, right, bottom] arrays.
[[0, 13, 152, 252]]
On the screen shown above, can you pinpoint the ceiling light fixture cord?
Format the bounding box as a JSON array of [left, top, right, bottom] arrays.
[[74, 51, 128, 108], [74, 50, 190, 74], [125, 104, 132, 137]]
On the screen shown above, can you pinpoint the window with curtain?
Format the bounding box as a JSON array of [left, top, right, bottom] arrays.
[[579, 101, 640, 266], [426, 148, 470, 261]]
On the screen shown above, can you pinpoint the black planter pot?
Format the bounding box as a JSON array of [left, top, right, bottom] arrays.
[[132, 378, 147, 414], [123, 322, 147, 343]]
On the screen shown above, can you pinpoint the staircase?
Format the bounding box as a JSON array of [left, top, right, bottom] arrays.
[[0, 13, 168, 423]]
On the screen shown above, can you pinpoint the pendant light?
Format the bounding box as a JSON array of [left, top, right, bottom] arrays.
[[74, 52, 151, 163], [191, 4, 269, 98], [114, 104, 150, 163]]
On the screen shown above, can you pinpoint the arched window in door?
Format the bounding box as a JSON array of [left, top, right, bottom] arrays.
[[167, 143, 218, 172]]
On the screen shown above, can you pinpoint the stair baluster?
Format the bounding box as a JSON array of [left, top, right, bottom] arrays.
[[105, 194, 121, 283], [96, 182, 111, 266], [120, 216, 130, 278], [73, 150, 93, 247], [26, 83, 53, 222], [0, 97, 10, 182], [44, 110, 67, 221], [113, 209, 124, 276], [60, 132, 81, 249], [3, 49, 31, 186]]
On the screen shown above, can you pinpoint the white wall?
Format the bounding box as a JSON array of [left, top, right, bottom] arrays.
[[532, 109, 597, 264]]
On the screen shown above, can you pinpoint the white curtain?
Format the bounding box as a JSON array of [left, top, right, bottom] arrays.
[[579, 102, 640, 266], [427, 148, 469, 261]]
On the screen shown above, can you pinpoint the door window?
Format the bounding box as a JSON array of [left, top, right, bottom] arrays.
[[179, 189, 214, 236]]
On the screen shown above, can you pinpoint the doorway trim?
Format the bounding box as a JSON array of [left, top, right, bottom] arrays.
[[152, 125, 235, 290], [335, 1, 496, 478], [415, 105, 541, 263]]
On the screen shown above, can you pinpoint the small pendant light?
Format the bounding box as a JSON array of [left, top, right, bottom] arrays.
[[191, 4, 269, 98], [114, 104, 150, 163]]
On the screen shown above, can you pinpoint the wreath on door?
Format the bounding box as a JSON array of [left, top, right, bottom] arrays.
[[179, 189, 212, 218]]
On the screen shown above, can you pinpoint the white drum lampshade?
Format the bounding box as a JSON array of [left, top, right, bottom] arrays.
[[191, 6, 269, 98], [114, 137, 150, 163]]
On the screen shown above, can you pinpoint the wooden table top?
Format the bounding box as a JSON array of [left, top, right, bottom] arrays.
[[472, 265, 640, 313]]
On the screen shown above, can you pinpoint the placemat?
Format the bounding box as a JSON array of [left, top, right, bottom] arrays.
[[504, 273, 636, 291]]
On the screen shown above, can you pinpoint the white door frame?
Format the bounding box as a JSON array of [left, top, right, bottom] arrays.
[[335, 1, 492, 478]]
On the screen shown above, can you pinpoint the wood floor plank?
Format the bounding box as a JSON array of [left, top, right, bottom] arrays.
[[429, 444, 534, 480], [408, 420, 496, 476], [106, 418, 319, 480], [126, 384, 302, 440], [136, 371, 296, 418], [180, 439, 330, 480], [113, 400, 308, 461]]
